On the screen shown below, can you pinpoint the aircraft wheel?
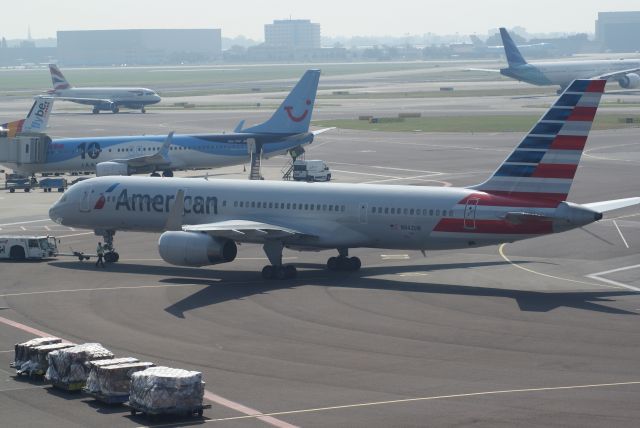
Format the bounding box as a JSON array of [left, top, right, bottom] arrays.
[[113, 252, 120, 262], [111, 106, 120, 114], [104, 252, 118, 263], [262, 265, 275, 280], [327, 257, 338, 271], [141, 107, 146, 114], [150, 172, 161, 177], [9, 246, 25, 260], [276, 266, 287, 280], [349, 257, 361, 271], [284, 265, 297, 279], [162, 170, 173, 177], [92, 108, 99, 114]]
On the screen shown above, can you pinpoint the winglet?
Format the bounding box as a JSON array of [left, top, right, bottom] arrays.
[[164, 189, 184, 231], [159, 131, 174, 161], [234, 120, 245, 133]]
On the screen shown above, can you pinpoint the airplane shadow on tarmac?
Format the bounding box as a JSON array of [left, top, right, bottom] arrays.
[[48, 260, 639, 318]]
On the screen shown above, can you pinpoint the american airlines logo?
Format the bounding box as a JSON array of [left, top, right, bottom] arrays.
[[112, 189, 218, 215]]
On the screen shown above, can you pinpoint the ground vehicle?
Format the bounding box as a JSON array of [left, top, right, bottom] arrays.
[[39, 177, 67, 192], [0, 236, 58, 260], [5, 175, 32, 193], [292, 159, 331, 182]]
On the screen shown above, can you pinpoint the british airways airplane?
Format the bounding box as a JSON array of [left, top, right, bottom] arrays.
[[49, 79, 640, 279], [7, 70, 327, 178], [474, 28, 640, 92], [48, 64, 161, 114]]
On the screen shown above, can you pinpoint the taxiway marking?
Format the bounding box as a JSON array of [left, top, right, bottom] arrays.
[[0, 315, 55, 337], [498, 244, 613, 288], [0, 219, 50, 227], [612, 220, 630, 248], [586, 264, 640, 292], [197, 381, 640, 424]]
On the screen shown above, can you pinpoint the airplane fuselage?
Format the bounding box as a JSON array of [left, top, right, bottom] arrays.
[[51, 87, 161, 110], [501, 59, 640, 87], [4, 132, 313, 175], [50, 176, 585, 252]]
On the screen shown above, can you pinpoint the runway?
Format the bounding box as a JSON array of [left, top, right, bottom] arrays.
[[1, 79, 640, 427]]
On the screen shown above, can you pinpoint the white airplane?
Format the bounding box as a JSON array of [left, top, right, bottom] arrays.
[[47, 64, 161, 114], [473, 28, 640, 92], [49, 79, 640, 279]]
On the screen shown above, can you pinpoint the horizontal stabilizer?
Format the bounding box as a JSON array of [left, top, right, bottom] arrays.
[[582, 197, 640, 214], [312, 127, 335, 135]]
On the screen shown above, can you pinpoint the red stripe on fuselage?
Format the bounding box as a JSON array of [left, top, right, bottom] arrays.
[[567, 106, 597, 122], [532, 163, 578, 179], [550, 135, 587, 150], [433, 218, 553, 234]]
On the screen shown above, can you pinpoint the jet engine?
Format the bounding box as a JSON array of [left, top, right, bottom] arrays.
[[96, 161, 129, 177], [158, 231, 237, 267], [618, 73, 640, 89]]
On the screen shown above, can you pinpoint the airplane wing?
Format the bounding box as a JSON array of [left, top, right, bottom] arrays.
[[52, 96, 114, 106], [111, 132, 173, 168], [182, 220, 318, 241], [597, 68, 640, 80], [312, 127, 335, 136], [466, 68, 501, 73], [582, 197, 640, 213]]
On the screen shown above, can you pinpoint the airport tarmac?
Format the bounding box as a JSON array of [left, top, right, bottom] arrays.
[[1, 107, 639, 427]]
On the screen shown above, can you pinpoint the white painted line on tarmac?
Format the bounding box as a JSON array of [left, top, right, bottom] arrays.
[[0, 350, 14, 353], [586, 264, 640, 292], [0, 315, 296, 428], [381, 254, 410, 260], [0, 219, 49, 227], [498, 244, 612, 288], [198, 381, 640, 425], [613, 220, 630, 249], [56, 232, 93, 238]]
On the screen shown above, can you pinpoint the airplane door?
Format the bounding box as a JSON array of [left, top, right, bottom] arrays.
[[79, 190, 91, 213], [359, 203, 368, 224], [464, 198, 479, 229]]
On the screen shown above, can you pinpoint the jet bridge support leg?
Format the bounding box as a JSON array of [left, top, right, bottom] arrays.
[[262, 240, 297, 280], [327, 247, 361, 272]]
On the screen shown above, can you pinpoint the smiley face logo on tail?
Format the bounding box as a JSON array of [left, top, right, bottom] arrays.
[[284, 99, 311, 122]]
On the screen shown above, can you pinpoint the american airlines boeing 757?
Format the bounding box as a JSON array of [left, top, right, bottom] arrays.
[[49, 79, 640, 279]]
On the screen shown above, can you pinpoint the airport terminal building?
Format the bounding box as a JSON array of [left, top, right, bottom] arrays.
[[57, 29, 222, 66], [595, 11, 640, 52]]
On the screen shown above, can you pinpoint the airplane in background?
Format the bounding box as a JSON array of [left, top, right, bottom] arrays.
[[472, 28, 640, 92], [49, 79, 640, 278], [469, 34, 549, 51], [0, 96, 55, 137], [47, 64, 161, 114], [5, 70, 329, 178]]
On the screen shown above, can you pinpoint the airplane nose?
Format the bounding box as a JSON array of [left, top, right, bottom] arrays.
[[49, 202, 62, 224]]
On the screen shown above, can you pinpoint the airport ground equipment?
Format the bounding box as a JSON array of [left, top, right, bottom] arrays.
[[0, 235, 58, 260], [12, 338, 62, 370], [292, 159, 331, 182], [16, 342, 76, 377], [5, 175, 32, 192], [127, 366, 208, 419], [46, 343, 114, 391], [39, 177, 67, 192]]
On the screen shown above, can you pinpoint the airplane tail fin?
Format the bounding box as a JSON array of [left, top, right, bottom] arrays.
[[499, 28, 527, 67], [471, 79, 606, 203], [1, 96, 54, 137], [49, 64, 72, 90], [243, 69, 320, 134]]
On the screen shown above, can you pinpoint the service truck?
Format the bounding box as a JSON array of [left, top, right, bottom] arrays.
[[0, 236, 58, 260], [292, 160, 331, 182]]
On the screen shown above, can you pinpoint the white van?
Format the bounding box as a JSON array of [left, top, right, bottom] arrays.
[[0, 236, 58, 260], [292, 160, 331, 182]]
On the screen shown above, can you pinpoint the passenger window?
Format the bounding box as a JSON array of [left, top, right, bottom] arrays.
[[310, 204, 314, 211], [287, 203, 291, 209], [251, 202, 256, 208], [304, 204, 309, 210], [316, 204, 321, 211], [329, 205, 333, 211], [436, 209, 440, 216], [403, 208, 408, 215], [322, 204, 327, 211], [429, 209, 434, 216], [385, 207, 389, 214], [371, 207, 376, 213], [268, 202, 273, 209], [239, 201, 244, 207], [257, 202, 261, 208], [410, 209, 414, 215], [222, 201, 227, 207]]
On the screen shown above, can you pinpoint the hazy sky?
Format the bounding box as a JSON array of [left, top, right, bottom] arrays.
[[5, 0, 639, 40]]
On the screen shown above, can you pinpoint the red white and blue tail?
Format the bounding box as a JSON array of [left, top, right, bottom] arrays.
[[471, 79, 605, 203], [49, 64, 71, 91]]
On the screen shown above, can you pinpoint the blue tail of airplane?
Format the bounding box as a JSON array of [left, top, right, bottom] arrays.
[[499, 28, 527, 67], [243, 69, 320, 135]]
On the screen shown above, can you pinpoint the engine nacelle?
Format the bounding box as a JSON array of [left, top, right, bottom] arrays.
[[618, 73, 640, 89], [158, 231, 237, 267], [96, 161, 129, 177]]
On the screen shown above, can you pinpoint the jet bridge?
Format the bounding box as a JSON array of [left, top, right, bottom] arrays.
[[0, 132, 50, 168]]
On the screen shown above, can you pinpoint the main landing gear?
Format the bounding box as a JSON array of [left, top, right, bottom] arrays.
[[98, 230, 120, 263], [150, 170, 173, 177], [261, 241, 297, 280], [327, 248, 361, 271]]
